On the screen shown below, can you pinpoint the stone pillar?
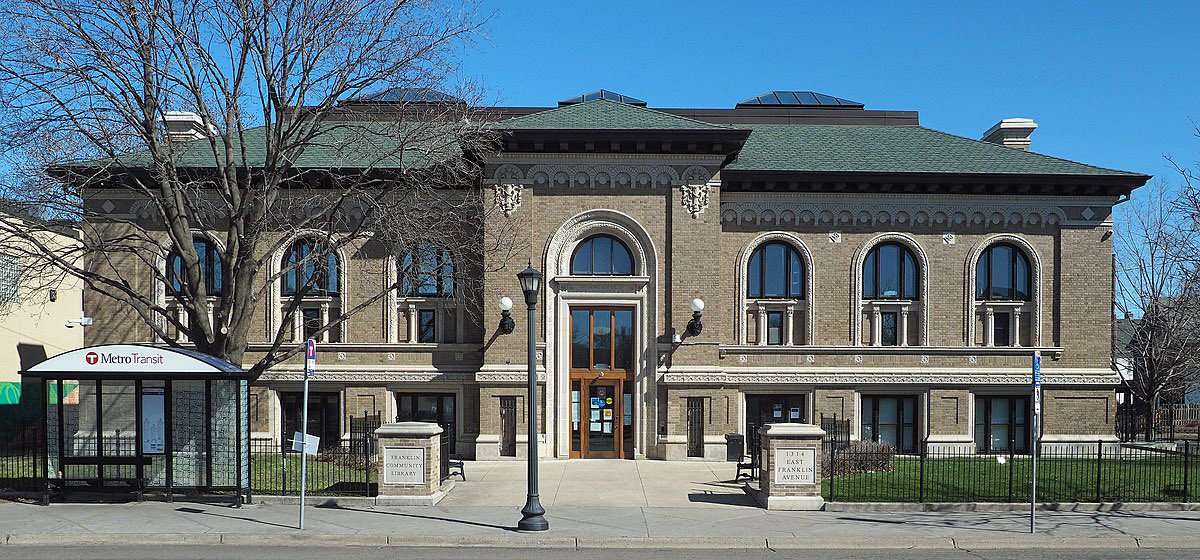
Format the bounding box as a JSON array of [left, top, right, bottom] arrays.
[[375, 422, 446, 506], [754, 423, 825, 510]]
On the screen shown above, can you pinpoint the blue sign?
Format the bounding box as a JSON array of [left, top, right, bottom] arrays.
[[305, 339, 317, 378], [1032, 350, 1041, 386]]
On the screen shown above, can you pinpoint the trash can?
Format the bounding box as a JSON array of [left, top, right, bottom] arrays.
[[724, 433, 745, 462]]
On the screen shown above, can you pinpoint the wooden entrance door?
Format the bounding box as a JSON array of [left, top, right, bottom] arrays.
[[569, 307, 634, 459]]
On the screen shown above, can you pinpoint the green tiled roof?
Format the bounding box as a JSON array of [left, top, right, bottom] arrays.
[[79, 121, 459, 170], [727, 124, 1143, 177], [500, 99, 730, 130]]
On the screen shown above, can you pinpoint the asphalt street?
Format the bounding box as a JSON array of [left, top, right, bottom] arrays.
[[0, 546, 1195, 560]]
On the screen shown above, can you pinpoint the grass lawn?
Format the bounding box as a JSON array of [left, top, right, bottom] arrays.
[[823, 455, 1200, 502], [248, 453, 377, 496]]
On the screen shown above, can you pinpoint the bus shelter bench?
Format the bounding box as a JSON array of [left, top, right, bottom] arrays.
[[54, 456, 153, 500]]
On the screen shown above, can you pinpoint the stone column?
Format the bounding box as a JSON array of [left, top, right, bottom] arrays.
[[375, 421, 446, 506], [754, 423, 825, 510]]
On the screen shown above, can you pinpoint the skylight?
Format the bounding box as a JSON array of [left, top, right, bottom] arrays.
[[558, 90, 647, 107], [348, 88, 463, 104], [737, 91, 863, 108]]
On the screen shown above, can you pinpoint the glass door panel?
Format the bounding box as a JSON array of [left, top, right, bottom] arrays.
[[586, 381, 619, 458]]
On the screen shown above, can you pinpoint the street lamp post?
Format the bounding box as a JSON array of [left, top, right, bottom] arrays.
[[516, 265, 548, 532]]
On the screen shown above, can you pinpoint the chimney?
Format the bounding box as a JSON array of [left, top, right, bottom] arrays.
[[982, 118, 1038, 151], [163, 111, 213, 142]]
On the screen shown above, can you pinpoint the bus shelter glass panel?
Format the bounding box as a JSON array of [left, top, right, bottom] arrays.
[[143, 381, 168, 486], [102, 381, 137, 483], [65, 380, 98, 481], [45, 380, 62, 479], [171, 380, 207, 487], [209, 380, 240, 487]]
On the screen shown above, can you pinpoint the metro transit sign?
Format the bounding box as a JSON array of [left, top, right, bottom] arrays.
[[305, 339, 317, 378]]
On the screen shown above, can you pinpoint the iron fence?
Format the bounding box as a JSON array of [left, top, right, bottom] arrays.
[[248, 438, 376, 497], [248, 411, 380, 498], [828, 439, 1198, 503], [1, 424, 44, 493]]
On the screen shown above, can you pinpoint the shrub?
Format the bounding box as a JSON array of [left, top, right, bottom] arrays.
[[822, 440, 896, 478]]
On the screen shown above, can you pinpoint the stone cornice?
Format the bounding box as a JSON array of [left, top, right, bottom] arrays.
[[483, 152, 727, 166], [259, 371, 475, 382], [661, 371, 1119, 385], [719, 345, 1065, 358], [720, 192, 1117, 206], [721, 198, 1067, 229]]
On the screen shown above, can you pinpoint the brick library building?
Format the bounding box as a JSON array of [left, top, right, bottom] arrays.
[[80, 89, 1148, 461]]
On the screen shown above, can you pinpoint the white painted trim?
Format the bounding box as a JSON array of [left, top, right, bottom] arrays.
[[964, 234, 1043, 347], [735, 232, 815, 346], [543, 209, 659, 459], [270, 230, 350, 343], [852, 233, 930, 346]]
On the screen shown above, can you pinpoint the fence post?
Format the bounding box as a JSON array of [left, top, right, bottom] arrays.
[[282, 444, 287, 496], [1008, 445, 1015, 503], [829, 438, 836, 503], [919, 440, 926, 503], [1096, 439, 1103, 503], [363, 411, 372, 498], [1185, 440, 1191, 504]]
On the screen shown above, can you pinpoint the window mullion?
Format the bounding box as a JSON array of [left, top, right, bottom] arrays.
[[609, 312, 616, 371], [1011, 250, 1018, 301]]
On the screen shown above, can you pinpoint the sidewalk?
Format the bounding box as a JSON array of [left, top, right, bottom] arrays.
[[3, 501, 1200, 549]]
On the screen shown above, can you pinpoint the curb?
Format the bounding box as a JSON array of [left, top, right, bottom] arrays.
[[5, 533, 1200, 549], [576, 537, 767, 549], [826, 502, 1200, 513], [952, 536, 1141, 550]]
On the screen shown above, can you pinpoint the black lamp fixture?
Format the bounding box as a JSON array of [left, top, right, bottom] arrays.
[[515, 263, 548, 532], [498, 296, 515, 334], [517, 265, 542, 305], [686, 298, 705, 336]]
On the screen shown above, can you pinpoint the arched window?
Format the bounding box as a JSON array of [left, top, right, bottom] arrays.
[[281, 237, 339, 296], [400, 245, 454, 297], [571, 234, 633, 276], [747, 242, 804, 299], [975, 244, 1031, 301], [863, 243, 919, 300], [167, 237, 223, 297]]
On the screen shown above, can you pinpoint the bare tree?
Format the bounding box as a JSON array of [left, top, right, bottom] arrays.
[[0, 0, 513, 374], [1115, 178, 1200, 406]]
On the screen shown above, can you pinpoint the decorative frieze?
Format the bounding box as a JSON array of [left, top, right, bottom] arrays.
[[661, 372, 1118, 385], [721, 200, 1065, 229]]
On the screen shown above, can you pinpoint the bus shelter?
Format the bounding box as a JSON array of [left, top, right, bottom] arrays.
[[20, 344, 254, 504]]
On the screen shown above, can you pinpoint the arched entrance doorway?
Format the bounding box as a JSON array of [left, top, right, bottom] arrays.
[[544, 210, 658, 459]]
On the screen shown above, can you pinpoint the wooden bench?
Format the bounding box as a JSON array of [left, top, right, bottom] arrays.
[[735, 453, 758, 480]]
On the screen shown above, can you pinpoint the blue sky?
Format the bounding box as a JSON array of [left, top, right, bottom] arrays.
[[463, 1, 1199, 193]]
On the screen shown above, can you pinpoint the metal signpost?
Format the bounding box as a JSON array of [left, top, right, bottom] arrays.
[[1031, 350, 1041, 534], [298, 339, 317, 529]]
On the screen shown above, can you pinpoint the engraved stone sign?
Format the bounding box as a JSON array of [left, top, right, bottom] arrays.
[[382, 447, 426, 485], [773, 447, 816, 485]]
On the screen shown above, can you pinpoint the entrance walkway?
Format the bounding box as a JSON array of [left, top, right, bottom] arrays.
[[440, 460, 756, 508]]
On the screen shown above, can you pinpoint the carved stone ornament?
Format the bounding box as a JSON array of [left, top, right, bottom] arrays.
[[494, 183, 523, 216], [681, 183, 710, 218]]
